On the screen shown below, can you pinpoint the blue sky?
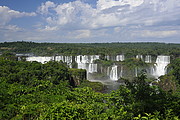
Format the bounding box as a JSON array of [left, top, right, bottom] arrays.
[[0, 0, 180, 43]]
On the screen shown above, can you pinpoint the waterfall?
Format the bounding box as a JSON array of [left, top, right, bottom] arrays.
[[107, 67, 110, 76], [64, 56, 73, 68], [88, 63, 97, 73], [78, 63, 87, 69], [90, 55, 99, 63], [55, 56, 73, 68], [136, 55, 143, 60], [135, 67, 138, 77], [75, 55, 99, 73], [75, 55, 87, 69], [88, 55, 99, 73], [55, 56, 64, 61], [75, 55, 81, 63], [145, 55, 152, 63], [26, 56, 53, 64], [148, 66, 155, 76], [87, 55, 99, 73], [81, 55, 89, 63], [119, 66, 123, 78], [26, 55, 171, 82], [110, 65, 118, 81], [116, 55, 125, 61], [64, 56, 72, 64], [105, 55, 110, 60], [153, 55, 170, 78]]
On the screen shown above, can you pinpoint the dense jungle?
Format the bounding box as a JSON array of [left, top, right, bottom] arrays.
[[0, 41, 180, 119]]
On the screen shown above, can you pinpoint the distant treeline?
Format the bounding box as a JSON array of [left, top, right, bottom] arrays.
[[0, 41, 180, 57]]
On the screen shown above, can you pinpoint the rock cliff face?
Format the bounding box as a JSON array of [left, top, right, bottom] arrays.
[[69, 68, 87, 87]]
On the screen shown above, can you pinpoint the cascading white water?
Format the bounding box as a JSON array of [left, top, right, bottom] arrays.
[[136, 55, 143, 60], [26, 56, 54, 64], [87, 55, 99, 73], [75, 55, 81, 63], [116, 55, 125, 61], [26, 55, 171, 83], [88, 63, 97, 73], [78, 63, 87, 69], [107, 67, 110, 76], [55, 56, 64, 61], [145, 55, 152, 63], [153, 55, 170, 78], [90, 55, 99, 63], [119, 66, 123, 78], [105, 55, 125, 61], [81, 55, 89, 63], [55, 56, 73, 68], [75, 55, 99, 74], [135, 67, 138, 77], [105, 55, 110, 60], [110, 65, 118, 81], [64, 56, 72, 64], [75, 55, 87, 69], [150, 66, 155, 76]]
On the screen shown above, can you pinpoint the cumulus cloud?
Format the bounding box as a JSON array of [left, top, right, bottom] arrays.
[[37, 1, 97, 28], [1, 0, 180, 42], [37, 1, 56, 14], [37, 0, 180, 30], [0, 6, 36, 26], [49, 1, 97, 27]]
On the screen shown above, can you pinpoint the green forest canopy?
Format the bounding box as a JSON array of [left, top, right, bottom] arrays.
[[0, 41, 180, 57], [0, 54, 180, 119]]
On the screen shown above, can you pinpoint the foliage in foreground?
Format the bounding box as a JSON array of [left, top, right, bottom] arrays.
[[0, 57, 180, 120]]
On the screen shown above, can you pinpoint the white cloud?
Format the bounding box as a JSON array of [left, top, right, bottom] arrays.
[[97, 0, 144, 10], [133, 30, 179, 38], [74, 30, 91, 39], [0, 24, 22, 31], [37, 26, 58, 32], [65, 29, 91, 39], [37, 1, 56, 14], [37, 1, 97, 28], [91, 13, 120, 28], [4, 25, 22, 31], [0, 6, 36, 26], [1, 0, 180, 43], [37, 0, 180, 30], [52, 1, 97, 26]]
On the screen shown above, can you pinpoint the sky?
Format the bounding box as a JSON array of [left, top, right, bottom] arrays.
[[0, 0, 180, 43]]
